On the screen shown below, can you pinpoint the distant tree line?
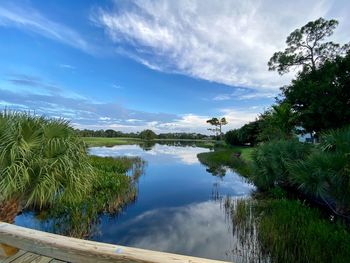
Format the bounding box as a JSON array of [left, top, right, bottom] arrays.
[[75, 128, 211, 140]]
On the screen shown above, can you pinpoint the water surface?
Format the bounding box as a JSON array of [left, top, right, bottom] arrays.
[[15, 143, 255, 262]]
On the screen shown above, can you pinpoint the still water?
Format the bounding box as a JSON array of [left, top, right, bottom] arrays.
[[15, 143, 255, 262]]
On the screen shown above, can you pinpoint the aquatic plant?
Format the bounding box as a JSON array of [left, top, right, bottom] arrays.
[[39, 156, 145, 238], [226, 197, 350, 263]]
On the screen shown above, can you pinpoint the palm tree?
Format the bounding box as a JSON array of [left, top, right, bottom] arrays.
[[0, 111, 94, 209], [289, 126, 350, 215]]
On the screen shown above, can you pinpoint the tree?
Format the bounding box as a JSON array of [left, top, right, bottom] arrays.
[[139, 129, 156, 141], [282, 52, 350, 135], [206, 117, 228, 140], [268, 18, 349, 74], [258, 103, 296, 141], [105, 129, 121, 137], [225, 129, 242, 146], [239, 120, 262, 146]]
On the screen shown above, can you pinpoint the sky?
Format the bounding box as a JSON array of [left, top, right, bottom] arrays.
[[0, 0, 349, 134]]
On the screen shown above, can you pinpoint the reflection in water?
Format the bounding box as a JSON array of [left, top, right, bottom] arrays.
[[15, 144, 259, 262], [90, 144, 210, 165], [224, 198, 270, 263], [102, 201, 236, 261]]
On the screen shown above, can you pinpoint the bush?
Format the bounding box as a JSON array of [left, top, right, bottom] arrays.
[[0, 111, 94, 208], [251, 139, 310, 191], [288, 126, 350, 214]]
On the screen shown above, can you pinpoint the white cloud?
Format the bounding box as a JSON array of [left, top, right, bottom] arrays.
[[220, 108, 260, 129], [59, 64, 76, 70], [93, 0, 348, 90], [112, 84, 123, 89], [99, 116, 111, 121], [0, 4, 95, 54], [212, 87, 276, 101], [213, 94, 231, 101]]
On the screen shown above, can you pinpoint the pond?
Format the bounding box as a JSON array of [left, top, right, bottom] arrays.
[[14, 143, 255, 262]]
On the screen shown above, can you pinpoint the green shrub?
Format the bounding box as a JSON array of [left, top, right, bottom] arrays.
[[289, 126, 350, 214], [251, 139, 310, 191], [0, 111, 93, 208]]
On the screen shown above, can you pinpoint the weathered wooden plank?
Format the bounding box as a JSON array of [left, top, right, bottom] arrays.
[[49, 260, 66, 263], [10, 252, 39, 263], [0, 250, 26, 263], [0, 222, 230, 263], [31, 255, 53, 263], [0, 244, 18, 257]]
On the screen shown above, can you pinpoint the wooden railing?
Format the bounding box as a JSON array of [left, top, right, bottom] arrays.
[[0, 222, 230, 263]]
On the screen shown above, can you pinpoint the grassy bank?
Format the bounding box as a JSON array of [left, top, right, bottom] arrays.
[[83, 136, 215, 148], [0, 112, 145, 236], [225, 197, 350, 263], [82, 137, 141, 147], [38, 155, 145, 238], [197, 145, 254, 177]]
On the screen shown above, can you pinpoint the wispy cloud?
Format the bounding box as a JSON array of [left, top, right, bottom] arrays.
[[0, 3, 95, 54], [112, 84, 123, 89], [93, 0, 348, 90], [212, 87, 276, 102], [0, 77, 259, 134], [213, 94, 231, 101], [59, 64, 76, 70], [6, 73, 61, 94]]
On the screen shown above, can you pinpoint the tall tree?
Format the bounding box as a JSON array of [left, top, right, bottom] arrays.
[[282, 52, 350, 135], [206, 117, 228, 140], [268, 18, 349, 74]]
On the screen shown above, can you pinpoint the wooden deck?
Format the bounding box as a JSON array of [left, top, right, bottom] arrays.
[[1, 250, 66, 263], [0, 222, 230, 263]]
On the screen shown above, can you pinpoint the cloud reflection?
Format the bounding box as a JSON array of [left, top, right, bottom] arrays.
[[89, 144, 210, 165], [99, 201, 236, 261]]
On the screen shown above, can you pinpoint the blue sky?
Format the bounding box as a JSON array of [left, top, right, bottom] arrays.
[[0, 0, 349, 133]]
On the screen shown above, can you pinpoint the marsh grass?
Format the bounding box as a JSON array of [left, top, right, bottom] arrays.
[[223, 197, 269, 263], [225, 197, 350, 263], [39, 156, 145, 238]]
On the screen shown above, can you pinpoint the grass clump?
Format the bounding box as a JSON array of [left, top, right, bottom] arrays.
[[225, 198, 350, 263], [258, 199, 350, 263], [197, 146, 253, 177], [41, 156, 145, 238]]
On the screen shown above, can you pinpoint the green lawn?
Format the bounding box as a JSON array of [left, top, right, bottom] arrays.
[[82, 137, 141, 147]]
